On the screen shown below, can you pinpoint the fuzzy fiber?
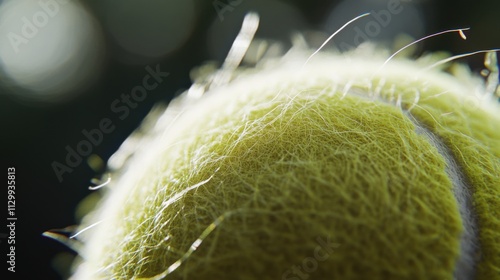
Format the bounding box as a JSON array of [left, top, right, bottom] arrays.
[[72, 51, 500, 280]]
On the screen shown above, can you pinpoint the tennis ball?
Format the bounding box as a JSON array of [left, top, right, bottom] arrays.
[[71, 50, 500, 280]]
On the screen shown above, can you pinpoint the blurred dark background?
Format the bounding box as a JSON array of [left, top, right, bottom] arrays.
[[0, 0, 498, 279]]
